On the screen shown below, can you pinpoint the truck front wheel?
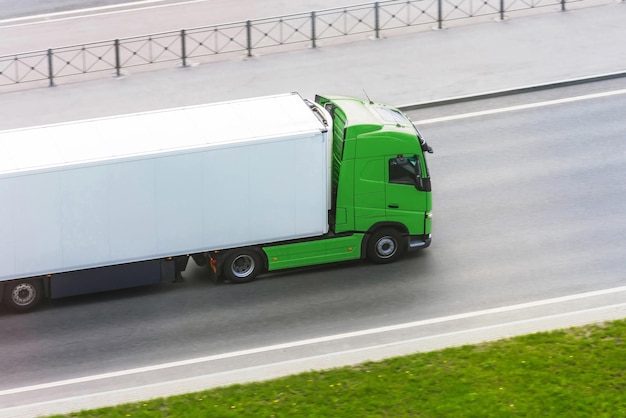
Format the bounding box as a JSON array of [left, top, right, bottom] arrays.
[[3, 279, 43, 312], [367, 228, 406, 264], [223, 250, 263, 284]]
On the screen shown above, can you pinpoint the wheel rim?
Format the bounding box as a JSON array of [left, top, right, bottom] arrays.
[[11, 283, 36, 307], [231, 255, 255, 278], [376, 237, 397, 259]]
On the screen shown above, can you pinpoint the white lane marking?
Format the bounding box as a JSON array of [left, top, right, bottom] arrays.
[[0, 0, 207, 28], [5, 302, 626, 418], [415, 88, 626, 125], [2, 284, 625, 396]]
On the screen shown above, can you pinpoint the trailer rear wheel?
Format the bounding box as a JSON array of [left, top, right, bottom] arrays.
[[3, 279, 43, 312], [367, 228, 405, 264], [223, 250, 263, 283]]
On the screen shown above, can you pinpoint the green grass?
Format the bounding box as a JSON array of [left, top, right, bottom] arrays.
[[51, 319, 626, 417]]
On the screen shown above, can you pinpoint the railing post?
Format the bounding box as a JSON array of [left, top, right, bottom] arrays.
[[311, 11, 317, 48], [47, 48, 54, 87], [246, 20, 252, 57], [438, 0, 443, 29], [561, 0, 566, 11], [374, 2, 380, 39], [114, 39, 121, 77], [181, 29, 187, 67], [500, 0, 505, 20]]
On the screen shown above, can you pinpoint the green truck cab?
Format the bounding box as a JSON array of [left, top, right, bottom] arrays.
[[317, 95, 432, 256], [212, 95, 433, 281]]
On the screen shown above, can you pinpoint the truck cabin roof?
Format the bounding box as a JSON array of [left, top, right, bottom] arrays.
[[325, 96, 416, 138]]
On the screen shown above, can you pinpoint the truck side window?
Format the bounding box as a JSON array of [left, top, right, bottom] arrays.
[[389, 156, 420, 185]]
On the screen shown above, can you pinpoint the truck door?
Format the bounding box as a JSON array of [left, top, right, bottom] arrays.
[[385, 155, 428, 234]]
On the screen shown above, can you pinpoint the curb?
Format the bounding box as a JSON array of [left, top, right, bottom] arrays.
[[397, 70, 626, 111]]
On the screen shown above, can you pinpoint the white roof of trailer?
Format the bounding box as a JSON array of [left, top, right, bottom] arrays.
[[0, 93, 325, 175]]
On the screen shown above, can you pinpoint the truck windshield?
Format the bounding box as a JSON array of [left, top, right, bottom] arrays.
[[374, 106, 410, 125], [375, 106, 433, 154]]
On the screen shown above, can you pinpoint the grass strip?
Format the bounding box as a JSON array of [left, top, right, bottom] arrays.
[[51, 319, 626, 417]]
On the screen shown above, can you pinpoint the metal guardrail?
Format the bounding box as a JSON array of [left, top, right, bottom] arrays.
[[0, 0, 578, 89]]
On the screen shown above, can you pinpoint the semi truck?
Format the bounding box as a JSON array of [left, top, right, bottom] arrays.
[[0, 93, 433, 313]]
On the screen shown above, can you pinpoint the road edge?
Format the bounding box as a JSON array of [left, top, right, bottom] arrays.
[[397, 70, 626, 111]]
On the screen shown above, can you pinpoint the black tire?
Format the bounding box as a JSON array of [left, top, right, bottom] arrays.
[[222, 249, 263, 283], [3, 279, 43, 313], [366, 228, 406, 264]]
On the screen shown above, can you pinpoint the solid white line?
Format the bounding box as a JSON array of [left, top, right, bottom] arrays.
[[0, 0, 208, 28], [4, 302, 626, 418], [415, 88, 626, 125], [2, 284, 625, 396]]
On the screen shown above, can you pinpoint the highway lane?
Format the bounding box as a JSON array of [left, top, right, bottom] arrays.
[[0, 0, 360, 55], [1, 84, 625, 412], [1, 0, 133, 19]]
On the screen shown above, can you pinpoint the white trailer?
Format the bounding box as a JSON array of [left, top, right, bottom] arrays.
[[0, 93, 331, 311]]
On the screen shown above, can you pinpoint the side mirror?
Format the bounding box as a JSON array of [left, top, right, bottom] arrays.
[[416, 176, 424, 191]]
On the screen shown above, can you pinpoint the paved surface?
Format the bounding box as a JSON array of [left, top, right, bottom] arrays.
[[1, 1, 625, 130], [3, 85, 626, 416], [0, 0, 363, 54], [1, 3, 626, 417]]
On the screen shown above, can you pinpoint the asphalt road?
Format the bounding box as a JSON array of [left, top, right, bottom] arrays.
[[1, 80, 625, 414], [0, 0, 360, 54], [1, 2, 625, 415], [0, 0, 356, 20], [1, 0, 131, 19]]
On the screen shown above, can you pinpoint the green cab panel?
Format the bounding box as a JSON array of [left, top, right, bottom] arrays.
[[353, 156, 386, 231], [316, 94, 433, 243], [263, 234, 364, 271], [424, 192, 432, 234]]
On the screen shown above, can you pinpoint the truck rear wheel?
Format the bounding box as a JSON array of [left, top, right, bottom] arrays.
[[3, 279, 43, 313], [367, 228, 405, 264], [223, 250, 263, 284]]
